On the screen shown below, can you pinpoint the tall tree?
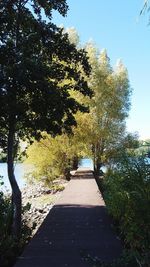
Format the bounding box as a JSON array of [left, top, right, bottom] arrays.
[[64, 30, 131, 173], [0, 0, 92, 238], [84, 43, 131, 174]]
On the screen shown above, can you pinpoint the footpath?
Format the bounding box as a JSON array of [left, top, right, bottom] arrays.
[[14, 168, 122, 267]]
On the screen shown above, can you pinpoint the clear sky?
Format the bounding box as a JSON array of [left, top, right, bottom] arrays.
[[52, 0, 150, 140]]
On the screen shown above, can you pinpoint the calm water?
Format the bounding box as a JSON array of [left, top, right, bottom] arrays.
[[0, 163, 32, 192], [78, 158, 94, 170]]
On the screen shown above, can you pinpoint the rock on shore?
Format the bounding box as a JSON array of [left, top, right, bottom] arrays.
[[22, 179, 68, 235]]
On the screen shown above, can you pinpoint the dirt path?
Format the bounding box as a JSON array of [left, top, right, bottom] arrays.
[[14, 168, 122, 267]]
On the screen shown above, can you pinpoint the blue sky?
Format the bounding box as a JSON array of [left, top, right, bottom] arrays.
[[52, 0, 150, 140]]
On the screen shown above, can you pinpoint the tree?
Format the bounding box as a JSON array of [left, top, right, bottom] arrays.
[[62, 30, 131, 174], [141, 0, 149, 12], [84, 44, 131, 174], [0, 0, 92, 238], [104, 132, 139, 167], [26, 130, 86, 183], [65, 27, 80, 47], [140, 0, 150, 22]]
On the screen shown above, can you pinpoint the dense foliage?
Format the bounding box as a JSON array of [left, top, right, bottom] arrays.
[[26, 132, 83, 183], [85, 45, 131, 173], [0, 151, 7, 162], [26, 29, 132, 185], [103, 154, 150, 266], [0, 0, 92, 237], [63, 29, 132, 174], [0, 176, 31, 267]]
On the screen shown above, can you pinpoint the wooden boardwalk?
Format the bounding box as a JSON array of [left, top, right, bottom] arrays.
[[14, 169, 122, 267]]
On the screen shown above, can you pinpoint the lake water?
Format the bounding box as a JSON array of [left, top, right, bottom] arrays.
[[78, 158, 94, 170], [0, 159, 93, 192], [0, 163, 32, 192]]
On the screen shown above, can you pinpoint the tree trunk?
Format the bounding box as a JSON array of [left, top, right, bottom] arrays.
[[93, 147, 100, 175], [92, 144, 96, 173], [93, 153, 101, 175], [93, 156, 96, 173], [7, 124, 21, 239], [72, 156, 78, 170], [93, 142, 103, 175], [95, 160, 102, 175]]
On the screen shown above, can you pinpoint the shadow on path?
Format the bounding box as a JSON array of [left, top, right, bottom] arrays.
[[14, 171, 122, 267]]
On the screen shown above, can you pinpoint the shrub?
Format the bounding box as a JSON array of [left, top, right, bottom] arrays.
[[25, 133, 77, 184], [103, 154, 150, 266], [82, 249, 140, 267], [0, 177, 32, 267]]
